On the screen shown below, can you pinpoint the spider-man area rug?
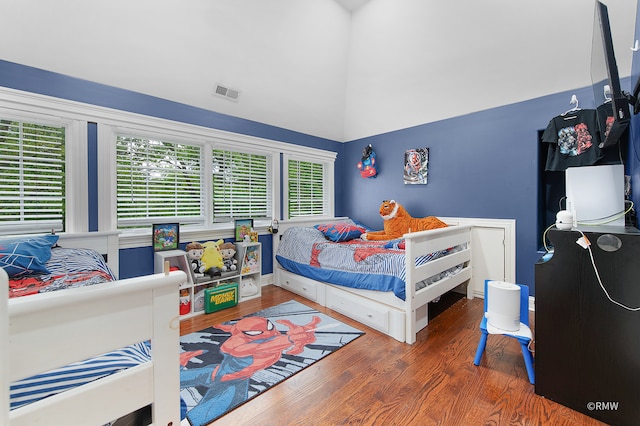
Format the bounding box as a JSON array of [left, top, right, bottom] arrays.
[[179, 300, 365, 426]]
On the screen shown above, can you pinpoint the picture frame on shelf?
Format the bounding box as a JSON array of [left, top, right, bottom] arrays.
[[234, 219, 254, 242], [242, 243, 260, 274], [152, 223, 180, 251]]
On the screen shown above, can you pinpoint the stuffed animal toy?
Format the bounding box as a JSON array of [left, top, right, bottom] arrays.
[[220, 241, 237, 272], [240, 277, 259, 297], [361, 200, 447, 241], [185, 242, 206, 277], [201, 240, 225, 277]]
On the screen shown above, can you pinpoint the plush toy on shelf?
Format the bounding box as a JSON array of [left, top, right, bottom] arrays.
[[240, 277, 259, 297], [220, 241, 237, 272], [361, 199, 447, 241], [185, 242, 206, 277], [201, 239, 225, 277]]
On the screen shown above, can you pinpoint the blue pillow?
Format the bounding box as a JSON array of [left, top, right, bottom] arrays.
[[314, 223, 366, 242], [0, 234, 59, 277]]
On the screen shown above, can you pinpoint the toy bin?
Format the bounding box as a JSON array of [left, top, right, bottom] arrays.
[[179, 289, 191, 315], [204, 282, 239, 313]]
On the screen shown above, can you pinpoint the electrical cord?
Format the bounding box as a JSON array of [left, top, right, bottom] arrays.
[[543, 201, 635, 253], [542, 197, 634, 253], [542, 223, 556, 254], [574, 200, 634, 226], [541, 202, 640, 311], [542, 200, 634, 253], [575, 228, 640, 312]]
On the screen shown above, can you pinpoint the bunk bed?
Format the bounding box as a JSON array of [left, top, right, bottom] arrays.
[[1, 232, 184, 426], [274, 218, 474, 344]]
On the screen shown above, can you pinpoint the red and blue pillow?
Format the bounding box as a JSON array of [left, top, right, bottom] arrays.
[[0, 234, 59, 277], [314, 222, 367, 242]]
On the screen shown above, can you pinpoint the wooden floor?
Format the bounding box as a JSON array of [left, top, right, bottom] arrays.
[[180, 285, 606, 426]]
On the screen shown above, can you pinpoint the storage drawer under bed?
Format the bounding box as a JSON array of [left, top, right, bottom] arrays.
[[326, 285, 391, 334], [276, 267, 406, 341], [278, 269, 320, 302]]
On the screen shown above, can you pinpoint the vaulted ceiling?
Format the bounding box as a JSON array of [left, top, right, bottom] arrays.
[[0, 0, 636, 142]]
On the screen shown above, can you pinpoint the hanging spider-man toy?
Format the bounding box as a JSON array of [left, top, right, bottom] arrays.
[[357, 144, 378, 178]]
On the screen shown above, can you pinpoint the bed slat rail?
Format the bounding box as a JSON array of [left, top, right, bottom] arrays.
[[412, 246, 471, 284], [404, 225, 471, 254], [405, 225, 472, 290], [415, 261, 472, 307], [10, 363, 153, 426]]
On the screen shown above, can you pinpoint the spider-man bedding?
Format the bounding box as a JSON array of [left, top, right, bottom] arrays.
[[8, 246, 115, 298], [275, 225, 464, 301]]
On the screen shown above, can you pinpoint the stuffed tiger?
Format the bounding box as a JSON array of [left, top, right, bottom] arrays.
[[361, 200, 447, 241]]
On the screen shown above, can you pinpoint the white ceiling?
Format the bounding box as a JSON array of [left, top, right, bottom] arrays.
[[0, 0, 636, 142], [334, 0, 370, 12]]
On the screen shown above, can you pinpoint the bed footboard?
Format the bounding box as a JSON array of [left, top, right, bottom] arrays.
[[404, 225, 472, 344], [1, 268, 185, 426]]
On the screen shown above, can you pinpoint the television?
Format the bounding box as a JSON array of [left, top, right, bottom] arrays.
[[591, 1, 631, 149], [565, 164, 625, 227]]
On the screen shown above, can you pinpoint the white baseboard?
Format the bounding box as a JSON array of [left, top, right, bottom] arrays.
[[260, 273, 273, 287]]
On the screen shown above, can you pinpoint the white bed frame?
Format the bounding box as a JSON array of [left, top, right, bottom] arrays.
[[1, 232, 185, 426], [273, 218, 476, 344]]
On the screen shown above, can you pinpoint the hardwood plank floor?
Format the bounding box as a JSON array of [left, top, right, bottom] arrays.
[[180, 285, 606, 426]]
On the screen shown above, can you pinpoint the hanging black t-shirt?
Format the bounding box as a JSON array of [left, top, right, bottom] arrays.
[[541, 109, 603, 171], [596, 101, 615, 146]]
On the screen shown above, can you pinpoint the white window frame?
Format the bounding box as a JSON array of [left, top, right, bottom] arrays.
[[0, 102, 88, 234], [0, 86, 337, 248], [100, 123, 284, 247], [283, 152, 335, 221], [211, 147, 273, 222], [113, 129, 206, 229]]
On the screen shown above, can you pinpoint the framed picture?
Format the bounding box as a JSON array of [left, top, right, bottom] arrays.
[[235, 219, 254, 242], [152, 223, 180, 251], [404, 148, 429, 185]]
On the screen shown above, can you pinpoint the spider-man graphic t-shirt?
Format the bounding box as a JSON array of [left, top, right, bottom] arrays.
[[541, 109, 603, 171]]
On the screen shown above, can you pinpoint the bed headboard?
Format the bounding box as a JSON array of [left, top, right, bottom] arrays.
[[57, 231, 120, 279]]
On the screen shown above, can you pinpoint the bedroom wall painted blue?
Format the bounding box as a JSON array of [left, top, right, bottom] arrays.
[[342, 81, 636, 296], [3, 52, 640, 292], [0, 60, 343, 155], [87, 122, 99, 232]]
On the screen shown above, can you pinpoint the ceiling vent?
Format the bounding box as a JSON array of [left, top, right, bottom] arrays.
[[214, 84, 240, 101]]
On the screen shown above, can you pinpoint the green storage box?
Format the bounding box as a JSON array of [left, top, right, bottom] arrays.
[[204, 282, 238, 313]]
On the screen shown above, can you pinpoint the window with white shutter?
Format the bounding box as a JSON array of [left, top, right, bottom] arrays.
[[212, 149, 271, 221], [286, 158, 329, 218], [0, 120, 66, 234], [116, 135, 202, 228]]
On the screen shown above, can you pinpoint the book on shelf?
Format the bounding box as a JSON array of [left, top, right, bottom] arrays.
[[242, 244, 260, 274]]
